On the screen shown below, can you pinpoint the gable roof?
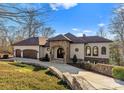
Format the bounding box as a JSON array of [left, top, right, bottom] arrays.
[[64, 33, 82, 43], [13, 37, 47, 46], [49, 34, 71, 41]]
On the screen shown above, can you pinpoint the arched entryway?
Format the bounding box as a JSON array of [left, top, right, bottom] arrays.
[[23, 49, 37, 59], [57, 48, 64, 58], [15, 49, 21, 57]]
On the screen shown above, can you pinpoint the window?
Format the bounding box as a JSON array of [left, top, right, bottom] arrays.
[[86, 46, 91, 56], [101, 47, 106, 55], [93, 46, 98, 56], [75, 48, 79, 52]]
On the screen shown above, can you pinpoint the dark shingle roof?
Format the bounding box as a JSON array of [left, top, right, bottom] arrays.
[[13, 33, 112, 47], [49, 34, 71, 41], [13, 37, 47, 46], [49, 33, 112, 44], [78, 36, 113, 43], [64, 33, 82, 43]]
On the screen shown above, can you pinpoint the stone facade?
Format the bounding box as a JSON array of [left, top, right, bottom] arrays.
[[50, 40, 70, 64], [84, 57, 109, 64]]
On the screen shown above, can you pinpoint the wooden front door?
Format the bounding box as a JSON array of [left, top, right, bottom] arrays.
[[57, 48, 64, 58], [23, 49, 37, 59]]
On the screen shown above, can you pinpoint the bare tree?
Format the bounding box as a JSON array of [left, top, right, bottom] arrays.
[[0, 4, 55, 54], [41, 27, 55, 38], [109, 4, 124, 62], [0, 4, 53, 38], [97, 25, 106, 38]]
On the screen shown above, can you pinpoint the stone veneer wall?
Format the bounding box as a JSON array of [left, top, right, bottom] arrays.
[[90, 63, 114, 77], [50, 40, 70, 63], [68, 63, 114, 77], [84, 57, 109, 64]]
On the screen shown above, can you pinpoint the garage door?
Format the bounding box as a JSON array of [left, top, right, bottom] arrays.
[[15, 49, 21, 57], [23, 49, 37, 59]]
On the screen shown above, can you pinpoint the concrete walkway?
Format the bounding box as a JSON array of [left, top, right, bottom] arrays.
[[78, 71, 124, 90], [10, 57, 124, 90]]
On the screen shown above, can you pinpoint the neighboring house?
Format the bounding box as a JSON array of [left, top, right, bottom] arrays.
[[13, 33, 112, 64], [0, 51, 12, 58]]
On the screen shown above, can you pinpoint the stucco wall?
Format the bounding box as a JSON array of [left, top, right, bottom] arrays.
[[39, 47, 50, 58], [13, 46, 40, 58], [85, 43, 110, 58], [70, 44, 84, 60]]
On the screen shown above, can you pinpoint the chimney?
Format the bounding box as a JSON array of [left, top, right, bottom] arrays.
[[83, 34, 86, 37]]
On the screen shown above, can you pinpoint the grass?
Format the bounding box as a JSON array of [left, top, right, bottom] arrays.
[[0, 62, 69, 90]]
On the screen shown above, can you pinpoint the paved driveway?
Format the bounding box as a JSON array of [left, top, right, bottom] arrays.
[[11, 57, 83, 74], [10, 57, 124, 90]]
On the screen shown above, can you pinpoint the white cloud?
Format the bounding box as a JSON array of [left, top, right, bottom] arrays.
[[83, 30, 92, 33], [49, 3, 78, 11], [75, 33, 83, 36], [72, 28, 80, 31], [98, 23, 105, 27]]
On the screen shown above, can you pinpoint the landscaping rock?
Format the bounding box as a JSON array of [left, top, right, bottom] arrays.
[[73, 76, 96, 90], [63, 72, 74, 89], [48, 66, 63, 79]]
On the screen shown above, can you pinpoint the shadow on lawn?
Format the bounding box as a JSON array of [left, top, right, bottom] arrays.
[[8, 63, 26, 67], [33, 66, 46, 71], [45, 70, 55, 76], [57, 80, 71, 89]]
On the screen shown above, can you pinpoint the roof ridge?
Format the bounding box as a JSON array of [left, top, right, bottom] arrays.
[[63, 35, 72, 41]]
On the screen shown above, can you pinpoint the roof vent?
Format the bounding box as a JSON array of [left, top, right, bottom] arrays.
[[83, 34, 86, 37]]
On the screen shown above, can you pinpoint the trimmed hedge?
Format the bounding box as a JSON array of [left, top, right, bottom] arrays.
[[112, 66, 124, 80]]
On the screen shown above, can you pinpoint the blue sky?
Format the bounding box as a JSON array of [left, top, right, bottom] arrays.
[[46, 3, 119, 36]]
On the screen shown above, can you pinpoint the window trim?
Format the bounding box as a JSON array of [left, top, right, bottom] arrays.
[[101, 46, 106, 55], [86, 46, 91, 56], [93, 46, 98, 56]]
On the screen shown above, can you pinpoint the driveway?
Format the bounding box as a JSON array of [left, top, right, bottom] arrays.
[[10, 57, 124, 90], [11, 57, 83, 74]]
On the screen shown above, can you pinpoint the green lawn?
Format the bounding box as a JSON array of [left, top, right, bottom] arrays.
[[0, 62, 69, 90]]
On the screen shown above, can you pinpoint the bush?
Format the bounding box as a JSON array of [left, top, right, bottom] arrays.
[[39, 53, 50, 62], [72, 55, 77, 63], [112, 66, 124, 80], [3, 55, 9, 59], [83, 63, 92, 70]]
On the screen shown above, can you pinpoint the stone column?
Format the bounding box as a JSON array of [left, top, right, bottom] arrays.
[[21, 50, 23, 58], [37, 52, 39, 59]]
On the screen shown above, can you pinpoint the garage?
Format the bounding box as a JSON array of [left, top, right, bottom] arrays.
[[23, 49, 37, 59], [15, 49, 21, 57]]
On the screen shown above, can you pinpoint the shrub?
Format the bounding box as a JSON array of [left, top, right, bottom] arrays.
[[39, 53, 50, 62], [83, 63, 92, 70], [72, 55, 77, 63], [3, 55, 9, 59], [112, 66, 124, 80]]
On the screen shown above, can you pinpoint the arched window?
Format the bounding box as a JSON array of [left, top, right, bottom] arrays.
[[86, 46, 91, 56], [93, 46, 98, 56], [101, 47, 106, 55]]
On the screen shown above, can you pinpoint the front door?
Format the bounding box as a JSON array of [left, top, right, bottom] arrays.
[[57, 48, 64, 58]]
